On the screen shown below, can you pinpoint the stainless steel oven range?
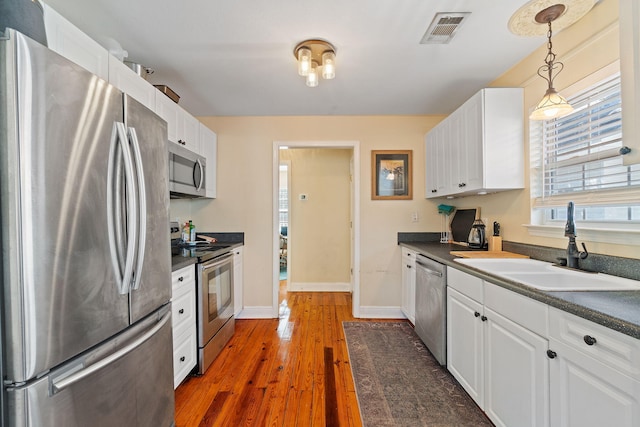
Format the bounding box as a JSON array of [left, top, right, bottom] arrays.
[[196, 251, 235, 374], [170, 223, 235, 375]]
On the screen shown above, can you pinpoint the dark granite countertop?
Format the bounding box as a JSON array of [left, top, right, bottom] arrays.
[[399, 240, 640, 340], [171, 232, 244, 272]]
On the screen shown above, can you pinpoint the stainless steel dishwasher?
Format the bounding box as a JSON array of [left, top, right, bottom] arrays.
[[414, 254, 447, 365]]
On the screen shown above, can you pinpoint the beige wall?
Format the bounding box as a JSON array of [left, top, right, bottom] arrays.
[[173, 0, 634, 314], [187, 116, 444, 309], [280, 148, 351, 286]]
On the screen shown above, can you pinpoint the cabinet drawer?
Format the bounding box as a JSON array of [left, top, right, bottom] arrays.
[[484, 282, 548, 337], [447, 267, 483, 303], [171, 284, 196, 331], [173, 327, 196, 389], [401, 248, 417, 261], [172, 265, 195, 292], [549, 307, 640, 381]]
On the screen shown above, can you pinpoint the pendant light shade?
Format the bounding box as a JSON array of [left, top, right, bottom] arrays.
[[529, 87, 573, 120], [297, 47, 312, 76], [306, 62, 319, 87], [294, 39, 336, 87], [321, 51, 335, 79]]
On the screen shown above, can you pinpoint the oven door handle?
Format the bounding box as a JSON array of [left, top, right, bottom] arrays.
[[201, 253, 234, 271]]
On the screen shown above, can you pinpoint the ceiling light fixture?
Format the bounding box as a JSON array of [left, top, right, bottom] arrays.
[[294, 39, 336, 87], [508, 0, 596, 121], [529, 4, 573, 120]]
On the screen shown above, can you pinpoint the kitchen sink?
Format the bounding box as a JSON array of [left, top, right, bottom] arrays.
[[454, 258, 640, 291]]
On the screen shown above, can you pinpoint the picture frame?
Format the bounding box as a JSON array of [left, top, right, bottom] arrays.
[[371, 150, 413, 200]]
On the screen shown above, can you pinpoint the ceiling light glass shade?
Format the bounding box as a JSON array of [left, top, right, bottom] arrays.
[[306, 62, 319, 87], [297, 47, 312, 76], [530, 87, 574, 120], [322, 51, 335, 79]]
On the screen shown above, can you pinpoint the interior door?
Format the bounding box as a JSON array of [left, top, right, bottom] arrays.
[[2, 32, 130, 383]]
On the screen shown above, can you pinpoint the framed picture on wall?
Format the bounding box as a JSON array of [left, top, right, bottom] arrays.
[[371, 150, 413, 200]]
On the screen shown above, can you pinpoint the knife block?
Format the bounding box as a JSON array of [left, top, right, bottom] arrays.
[[488, 236, 502, 252]]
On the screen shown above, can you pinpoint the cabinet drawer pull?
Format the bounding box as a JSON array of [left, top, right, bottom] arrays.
[[431, 189, 437, 193], [481, 315, 487, 322], [474, 312, 481, 318], [180, 356, 186, 362], [583, 335, 597, 346], [178, 276, 184, 282], [179, 309, 185, 314], [406, 265, 412, 269], [547, 349, 557, 359], [458, 182, 466, 188]]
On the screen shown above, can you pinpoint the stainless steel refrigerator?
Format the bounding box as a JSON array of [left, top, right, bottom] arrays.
[[1, 29, 174, 426]]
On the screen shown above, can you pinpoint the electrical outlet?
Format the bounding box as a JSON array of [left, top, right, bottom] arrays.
[[411, 212, 419, 222]]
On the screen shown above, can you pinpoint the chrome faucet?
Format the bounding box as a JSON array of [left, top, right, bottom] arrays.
[[564, 201, 588, 269]]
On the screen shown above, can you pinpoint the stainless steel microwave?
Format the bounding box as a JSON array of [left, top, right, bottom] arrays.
[[168, 142, 206, 198]]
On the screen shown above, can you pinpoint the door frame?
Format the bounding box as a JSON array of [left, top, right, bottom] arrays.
[[272, 141, 361, 318]]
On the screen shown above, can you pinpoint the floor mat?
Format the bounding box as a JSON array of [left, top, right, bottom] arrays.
[[342, 321, 493, 427]]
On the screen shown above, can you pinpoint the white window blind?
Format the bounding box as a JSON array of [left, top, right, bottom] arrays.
[[532, 73, 640, 210]]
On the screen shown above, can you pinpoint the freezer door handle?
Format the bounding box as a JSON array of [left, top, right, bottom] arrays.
[[128, 127, 147, 291], [50, 311, 171, 394]]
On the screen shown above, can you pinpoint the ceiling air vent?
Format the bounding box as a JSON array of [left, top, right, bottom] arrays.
[[420, 12, 471, 44]]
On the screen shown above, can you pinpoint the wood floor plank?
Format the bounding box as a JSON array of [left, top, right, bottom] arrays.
[[174, 290, 363, 427]]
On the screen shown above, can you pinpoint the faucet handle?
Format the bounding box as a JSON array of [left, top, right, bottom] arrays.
[[579, 242, 589, 260]]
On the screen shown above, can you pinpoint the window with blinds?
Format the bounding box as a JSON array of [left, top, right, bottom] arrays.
[[531, 73, 640, 223]]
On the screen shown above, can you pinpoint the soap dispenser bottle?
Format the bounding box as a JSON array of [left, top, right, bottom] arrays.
[[467, 218, 486, 249]]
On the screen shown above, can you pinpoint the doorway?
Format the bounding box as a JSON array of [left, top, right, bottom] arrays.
[[272, 141, 361, 318]]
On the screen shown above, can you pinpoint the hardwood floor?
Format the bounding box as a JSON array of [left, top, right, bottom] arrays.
[[174, 286, 367, 426]]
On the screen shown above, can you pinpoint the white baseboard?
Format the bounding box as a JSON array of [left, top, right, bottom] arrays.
[[289, 282, 351, 292], [357, 306, 406, 319], [235, 306, 276, 319]]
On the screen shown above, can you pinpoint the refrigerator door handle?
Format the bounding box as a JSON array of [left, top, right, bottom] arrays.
[[50, 310, 171, 394], [107, 122, 137, 294], [127, 126, 147, 291]]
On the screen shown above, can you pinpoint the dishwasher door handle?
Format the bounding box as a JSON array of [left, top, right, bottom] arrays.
[[416, 262, 443, 277]]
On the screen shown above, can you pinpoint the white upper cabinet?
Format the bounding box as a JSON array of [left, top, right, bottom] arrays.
[[425, 88, 524, 198], [42, 3, 109, 81], [199, 123, 217, 199], [108, 59, 156, 110], [155, 91, 201, 154]]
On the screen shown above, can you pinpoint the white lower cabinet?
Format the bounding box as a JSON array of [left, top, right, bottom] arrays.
[[171, 265, 197, 389], [447, 267, 550, 427], [233, 246, 244, 317], [548, 308, 640, 427], [484, 306, 549, 427], [401, 248, 417, 324], [447, 286, 485, 405]]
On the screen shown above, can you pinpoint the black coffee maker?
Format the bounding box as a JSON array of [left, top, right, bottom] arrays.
[[467, 218, 486, 249]]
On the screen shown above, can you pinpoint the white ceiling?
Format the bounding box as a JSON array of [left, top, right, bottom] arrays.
[[45, 0, 546, 116]]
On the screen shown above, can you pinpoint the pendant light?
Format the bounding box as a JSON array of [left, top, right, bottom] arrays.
[[529, 5, 573, 120], [508, 0, 597, 120]]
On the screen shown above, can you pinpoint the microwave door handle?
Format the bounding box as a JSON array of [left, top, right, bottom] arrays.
[[127, 127, 146, 291], [119, 123, 138, 294], [194, 158, 204, 191]]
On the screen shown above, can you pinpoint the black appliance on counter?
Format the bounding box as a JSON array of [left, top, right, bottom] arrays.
[[170, 222, 235, 375]]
